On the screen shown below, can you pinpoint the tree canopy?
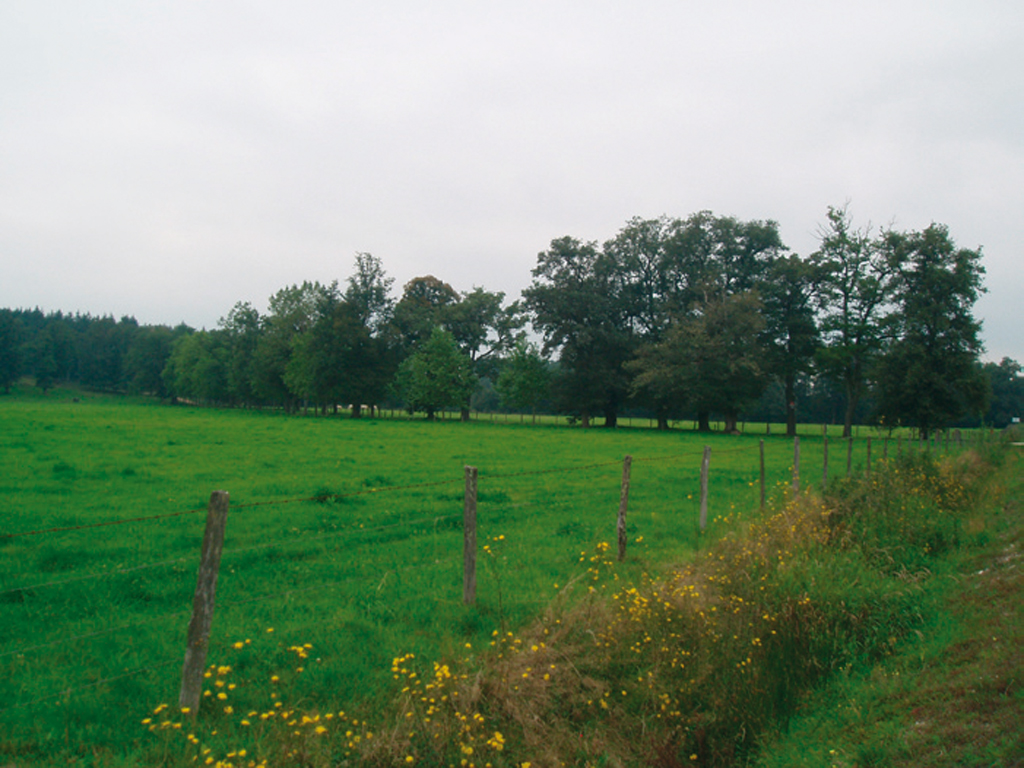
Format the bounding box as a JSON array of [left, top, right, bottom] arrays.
[[1, 210, 1003, 435]]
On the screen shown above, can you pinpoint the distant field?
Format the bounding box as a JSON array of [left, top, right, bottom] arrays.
[[0, 387, 940, 762]]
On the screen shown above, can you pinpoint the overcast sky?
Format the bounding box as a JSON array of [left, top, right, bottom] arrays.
[[2, 1, 1021, 361]]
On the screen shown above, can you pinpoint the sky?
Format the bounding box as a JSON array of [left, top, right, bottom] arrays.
[[2, 1, 1022, 362]]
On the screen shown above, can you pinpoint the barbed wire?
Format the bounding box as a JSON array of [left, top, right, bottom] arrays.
[[216, 555, 454, 612], [2, 507, 207, 539], [232, 475, 463, 510], [480, 459, 624, 481], [0, 658, 179, 715], [1, 554, 195, 598], [219, 513, 462, 561], [0, 608, 191, 660], [3, 442, 770, 541]]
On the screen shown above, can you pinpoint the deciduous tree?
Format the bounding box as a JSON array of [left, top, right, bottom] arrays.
[[760, 254, 820, 436], [495, 339, 551, 422], [524, 236, 632, 427], [811, 206, 893, 437], [630, 291, 767, 432], [874, 224, 987, 437], [395, 327, 476, 421]]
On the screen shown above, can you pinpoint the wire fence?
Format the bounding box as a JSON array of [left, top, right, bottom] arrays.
[[1, 430, 978, 723]]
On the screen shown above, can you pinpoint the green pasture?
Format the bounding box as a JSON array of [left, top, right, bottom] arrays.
[[0, 388, 962, 764]]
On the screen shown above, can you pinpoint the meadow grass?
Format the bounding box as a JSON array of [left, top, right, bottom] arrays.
[[0, 386, 990, 766], [0, 387, 809, 764]]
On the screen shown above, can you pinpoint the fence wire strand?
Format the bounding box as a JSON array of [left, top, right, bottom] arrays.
[[1, 609, 191, 660], [1, 554, 195, 598], [0, 658, 179, 715]]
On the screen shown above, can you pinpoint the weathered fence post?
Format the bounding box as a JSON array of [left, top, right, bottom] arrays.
[[617, 455, 632, 561], [792, 436, 800, 493], [822, 435, 829, 488], [463, 466, 478, 605], [699, 446, 711, 530], [180, 490, 230, 715], [759, 439, 766, 511], [846, 438, 854, 477]]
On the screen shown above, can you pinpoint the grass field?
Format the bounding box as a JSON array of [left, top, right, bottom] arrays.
[[0, 386, 984, 765]]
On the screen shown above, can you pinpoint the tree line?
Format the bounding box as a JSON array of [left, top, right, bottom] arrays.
[[1, 207, 1020, 436]]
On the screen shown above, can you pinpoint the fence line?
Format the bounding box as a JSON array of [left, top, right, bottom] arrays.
[[1, 609, 192, 660], [0, 514, 463, 600], [215, 555, 456, 613], [0, 554, 195, 598], [219, 513, 463, 562], [3, 430, 981, 723], [2, 506, 207, 540], [0, 658, 180, 715], [3, 432, 890, 542]]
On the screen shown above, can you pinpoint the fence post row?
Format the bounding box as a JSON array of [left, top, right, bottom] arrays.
[[699, 446, 711, 530], [180, 490, 229, 715], [617, 455, 632, 561], [463, 466, 478, 606]]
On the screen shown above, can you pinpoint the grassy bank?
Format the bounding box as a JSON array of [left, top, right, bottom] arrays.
[[136, 436, 1018, 766]]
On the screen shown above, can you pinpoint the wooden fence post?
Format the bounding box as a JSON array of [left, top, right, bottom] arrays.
[[463, 466, 478, 605], [617, 455, 632, 561], [759, 439, 766, 511], [699, 446, 711, 530], [792, 436, 800, 493], [822, 435, 829, 488], [180, 490, 230, 715], [846, 438, 854, 477]]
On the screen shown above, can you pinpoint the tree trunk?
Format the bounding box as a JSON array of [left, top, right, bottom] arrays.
[[581, 412, 590, 429], [843, 380, 858, 439], [603, 405, 618, 428], [785, 373, 797, 438], [724, 413, 739, 433], [460, 406, 470, 423], [657, 416, 670, 431], [426, 407, 435, 421], [351, 403, 362, 418], [698, 410, 711, 432]]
